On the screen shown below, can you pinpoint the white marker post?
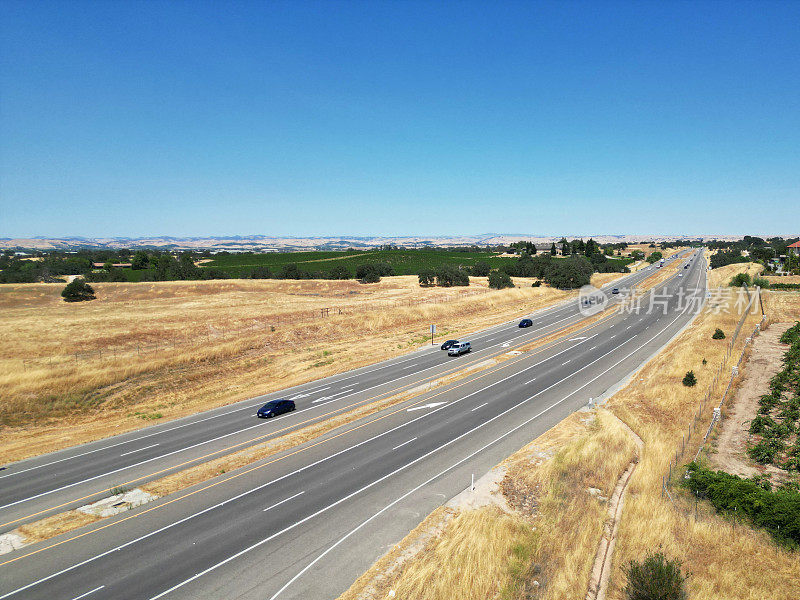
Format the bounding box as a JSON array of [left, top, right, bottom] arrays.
[[431, 324, 436, 345]]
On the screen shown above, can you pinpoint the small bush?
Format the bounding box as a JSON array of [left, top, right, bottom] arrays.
[[61, 279, 96, 302], [623, 552, 688, 600], [729, 272, 752, 287], [682, 370, 697, 387], [684, 462, 800, 548], [711, 328, 726, 340], [752, 275, 770, 289], [531, 280, 542, 287]]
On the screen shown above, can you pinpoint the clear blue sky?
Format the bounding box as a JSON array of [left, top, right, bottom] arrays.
[[1, 0, 799, 238]]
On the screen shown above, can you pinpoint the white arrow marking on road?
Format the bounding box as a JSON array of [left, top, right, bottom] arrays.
[[407, 402, 447, 412], [568, 337, 587, 341], [288, 393, 310, 400], [502, 342, 510, 347]]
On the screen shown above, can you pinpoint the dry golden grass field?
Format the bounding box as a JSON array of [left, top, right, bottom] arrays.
[[2, 275, 620, 462], [338, 288, 800, 600], [706, 261, 764, 289], [765, 274, 800, 285]]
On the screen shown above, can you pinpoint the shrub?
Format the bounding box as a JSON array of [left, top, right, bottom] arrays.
[[682, 370, 697, 387], [531, 280, 542, 287], [712, 328, 726, 340], [729, 272, 752, 287], [752, 275, 770, 289], [684, 462, 800, 548], [61, 279, 96, 302], [623, 552, 688, 600], [488, 270, 514, 289]]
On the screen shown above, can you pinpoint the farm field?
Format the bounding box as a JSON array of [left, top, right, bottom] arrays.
[[112, 248, 632, 280]]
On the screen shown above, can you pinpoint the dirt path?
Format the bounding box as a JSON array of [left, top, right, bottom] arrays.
[[710, 322, 792, 479], [585, 413, 643, 600]]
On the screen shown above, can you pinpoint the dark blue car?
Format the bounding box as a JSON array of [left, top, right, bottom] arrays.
[[518, 319, 533, 328], [257, 399, 295, 418]]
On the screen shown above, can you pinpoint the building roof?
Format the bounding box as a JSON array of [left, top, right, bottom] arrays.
[[788, 241, 800, 248]]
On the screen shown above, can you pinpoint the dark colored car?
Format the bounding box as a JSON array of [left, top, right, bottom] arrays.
[[440, 339, 459, 350], [518, 319, 533, 328], [612, 288, 619, 294], [257, 399, 295, 418]]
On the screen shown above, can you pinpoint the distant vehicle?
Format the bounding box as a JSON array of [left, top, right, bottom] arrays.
[[612, 287, 619, 294], [256, 399, 295, 418], [678, 273, 683, 277], [447, 341, 471, 356], [684, 264, 689, 269], [440, 339, 459, 350], [518, 319, 533, 328]]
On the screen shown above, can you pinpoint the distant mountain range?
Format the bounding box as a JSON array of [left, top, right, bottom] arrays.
[[0, 234, 747, 252]]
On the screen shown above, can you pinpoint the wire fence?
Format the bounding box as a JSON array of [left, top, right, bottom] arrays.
[[661, 285, 766, 503], [13, 287, 496, 372]]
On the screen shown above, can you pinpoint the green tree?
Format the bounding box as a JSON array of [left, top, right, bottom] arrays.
[[647, 251, 663, 264], [682, 370, 697, 387], [471, 261, 491, 277], [729, 272, 752, 287], [712, 328, 726, 340], [418, 270, 436, 286], [623, 552, 688, 600], [488, 270, 514, 289], [356, 264, 381, 283], [752, 275, 770, 289], [131, 251, 149, 270], [328, 265, 351, 279], [550, 242, 557, 256], [435, 266, 469, 287], [61, 279, 96, 302]]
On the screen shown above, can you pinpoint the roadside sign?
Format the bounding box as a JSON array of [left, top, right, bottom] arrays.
[[430, 324, 436, 345]]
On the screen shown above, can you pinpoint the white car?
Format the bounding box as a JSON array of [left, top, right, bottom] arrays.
[[447, 341, 471, 356]]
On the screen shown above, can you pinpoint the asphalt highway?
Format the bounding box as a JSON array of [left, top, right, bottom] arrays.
[[0, 250, 706, 600], [0, 254, 681, 530]]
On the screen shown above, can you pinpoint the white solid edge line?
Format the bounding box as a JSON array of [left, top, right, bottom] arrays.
[[263, 492, 305, 513]]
